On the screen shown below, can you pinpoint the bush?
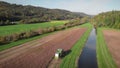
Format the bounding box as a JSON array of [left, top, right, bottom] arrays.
[[36, 29, 43, 35], [0, 36, 6, 45], [20, 18, 50, 24], [18, 32, 26, 39], [11, 33, 19, 41], [0, 36, 11, 45], [55, 25, 65, 31], [30, 30, 39, 37], [48, 27, 55, 32], [42, 28, 49, 33]]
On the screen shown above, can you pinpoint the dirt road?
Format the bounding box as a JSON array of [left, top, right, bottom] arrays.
[[103, 30, 120, 68], [0, 28, 87, 68]]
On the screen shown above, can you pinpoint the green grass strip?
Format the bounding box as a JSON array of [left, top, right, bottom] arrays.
[[60, 23, 93, 68], [97, 27, 117, 68]]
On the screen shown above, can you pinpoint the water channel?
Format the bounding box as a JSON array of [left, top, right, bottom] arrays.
[[78, 28, 98, 68]]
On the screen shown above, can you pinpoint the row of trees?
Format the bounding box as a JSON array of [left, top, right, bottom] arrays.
[[19, 18, 50, 24], [0, 1, 89, 25], [91, 11, 120, 29], [0, 18, 88, 45]]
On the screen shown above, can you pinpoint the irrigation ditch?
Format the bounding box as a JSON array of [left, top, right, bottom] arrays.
[[78, 28, 98, 68]]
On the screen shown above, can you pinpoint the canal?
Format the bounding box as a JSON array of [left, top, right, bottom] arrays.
[[78, 28, 98, 68]]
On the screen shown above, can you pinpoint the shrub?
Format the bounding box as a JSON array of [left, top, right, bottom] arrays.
[[30, 30, 39, 37], [48, 27, 55, 32], [23, 32, 32, 38], [18, 32, 26, 39], [55, 25, 65, 31], [0, 36, 6, 45], [0, 36, 11, 45], [42, 28, 49, 33], [36, 29, 43, 35], [11, 33, 19, 41], [5, 35, 13, 42]]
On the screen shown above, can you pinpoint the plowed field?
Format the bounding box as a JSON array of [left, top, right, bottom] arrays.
[[0, 28, 87, 68], [103, 30, 120, 68]]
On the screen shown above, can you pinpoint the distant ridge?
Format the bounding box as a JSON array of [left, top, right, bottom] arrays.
[[0, 1, 90, 24]]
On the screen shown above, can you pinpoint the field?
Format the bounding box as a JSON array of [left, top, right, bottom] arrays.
[[97, 28, 117, 68], [1, 22, 119, 68], [103, 29, 120, 68], [0, 21, 67, 51], [0, 26, 87, 68], [0, 1, 119, 68], [0, 21, 67, 36]]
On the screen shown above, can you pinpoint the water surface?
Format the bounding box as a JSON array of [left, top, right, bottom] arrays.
[[78, 28, 98, 68]]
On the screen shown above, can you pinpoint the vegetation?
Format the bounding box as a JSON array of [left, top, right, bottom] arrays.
[[96, 27, 117, 68], [0, 1, 119, 68], [0, 21, 66, 45], [0, 1, 89, 25], [0, 19, 87, 50], [60, 23, 92, 68], [91, 11, 120, 29], [91, 10, 119, 68], [0, 21, 66, 36], [0, 31, 53, 51]]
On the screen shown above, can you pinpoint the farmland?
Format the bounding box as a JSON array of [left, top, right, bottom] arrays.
[[0, 25, 87, 68], [0, 22, 120, 68], [103, 29, 120, 68], [0, 1, 120, 68], [0, 21, 67, 51], [97, 28, 117, 68], [0, 21, 67, 36]]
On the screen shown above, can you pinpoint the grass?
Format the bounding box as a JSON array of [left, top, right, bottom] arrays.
[[60, 23, 93, 68], [0, 21, 67, 36], [97, 27, 117, 68]]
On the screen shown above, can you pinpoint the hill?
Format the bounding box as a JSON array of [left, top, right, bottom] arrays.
[[0, 1, 89, 25]]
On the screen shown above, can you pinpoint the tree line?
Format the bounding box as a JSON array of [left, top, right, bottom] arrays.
[[91, 11, 120, 29]]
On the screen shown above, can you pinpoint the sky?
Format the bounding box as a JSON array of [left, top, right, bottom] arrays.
[[0, 0, 120, 15]]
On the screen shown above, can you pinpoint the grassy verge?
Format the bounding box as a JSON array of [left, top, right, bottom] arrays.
[[0, 21, 67, 36], [97, 27, 117, 68], [60, 23, 93, 68]]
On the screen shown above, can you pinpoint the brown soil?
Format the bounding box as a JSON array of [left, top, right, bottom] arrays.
[[103, 30, 120, 68], [0, 28, 87, 68], [48, 58, 62, 68]]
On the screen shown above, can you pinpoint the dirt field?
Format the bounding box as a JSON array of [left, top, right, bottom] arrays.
[[0, 28, 87, 68], [103, 30, 120, 68]]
